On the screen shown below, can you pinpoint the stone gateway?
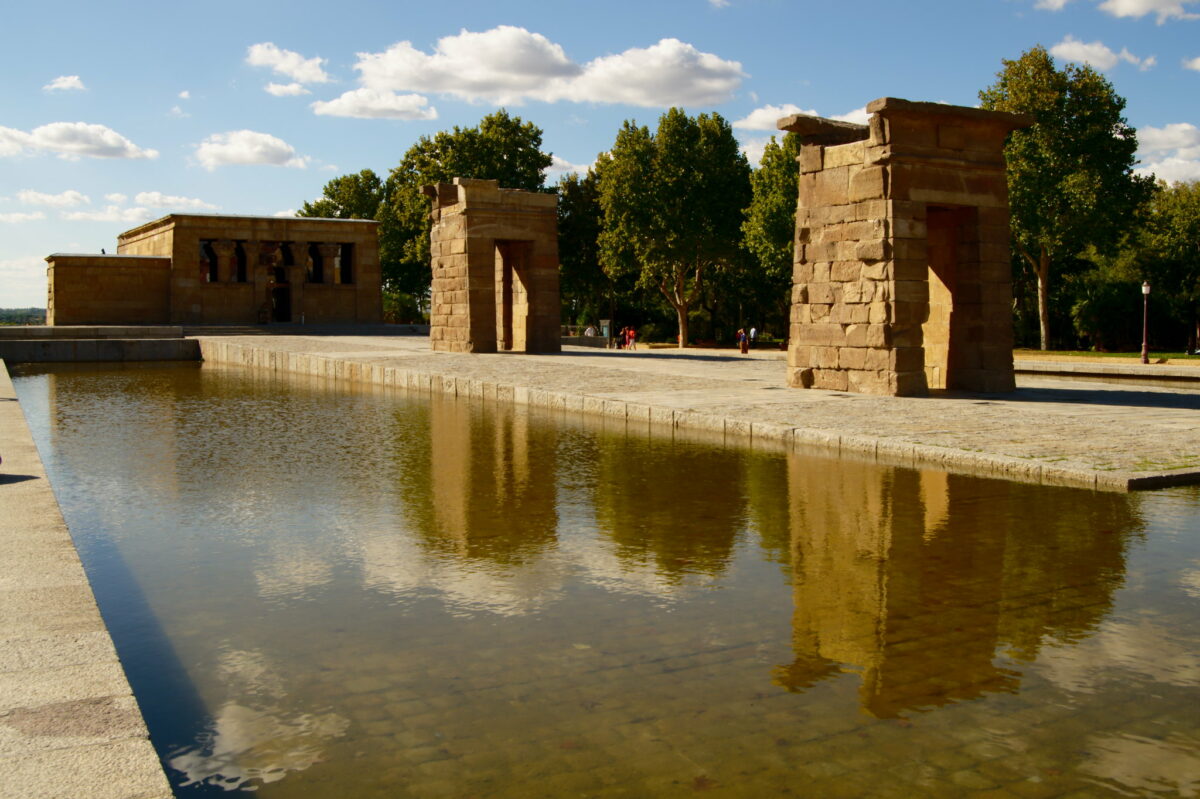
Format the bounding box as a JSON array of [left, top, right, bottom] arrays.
[[424, 178, 560, 354], [780, 98, 1031, 396]]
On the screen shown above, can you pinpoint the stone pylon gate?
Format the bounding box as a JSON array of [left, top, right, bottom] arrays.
[[424, 178, 560, 354], [780, 98, 1031, 396]]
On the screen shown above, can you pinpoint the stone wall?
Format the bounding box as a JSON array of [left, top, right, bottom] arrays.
[[782, 98, 1030, 396], [46, 255, 171, 325], [425, 178, 560, 353], [117, 214, 382, 326]]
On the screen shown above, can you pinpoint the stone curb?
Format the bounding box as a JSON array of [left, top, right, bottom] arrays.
[[0, 359, 173, 799], [197, 339, 1200, 493]]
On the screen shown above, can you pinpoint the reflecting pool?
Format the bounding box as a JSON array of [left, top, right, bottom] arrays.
[[12, 362, 1200, 797]]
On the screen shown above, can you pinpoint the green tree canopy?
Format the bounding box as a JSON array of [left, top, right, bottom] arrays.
[[297, 169, 384, 220], [741, 132, 800, 334], [979, 45, 1154, 349], [379, 110, 552, 297], [597, 108, 751, 347], [557, 168, 608, 326]]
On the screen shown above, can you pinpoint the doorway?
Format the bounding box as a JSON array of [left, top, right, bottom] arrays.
[[494, 241, 532, 351], [269, 267, 291, 323], [922, 206, 978, 390]]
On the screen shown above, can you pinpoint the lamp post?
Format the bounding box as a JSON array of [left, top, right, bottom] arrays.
[[1141, 281, 1151, 365]]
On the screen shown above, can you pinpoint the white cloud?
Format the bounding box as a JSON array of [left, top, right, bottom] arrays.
[[709, 0, 731, 7], [832, 106, 871, 125], [0, 256, 50, 307], [0, 122, 158, 160], [1185, 56, 1200, 70], [1098, 0, 1200, 23], [195, 130, 309, 170], [265, 82, 310, 97], [1035, 0, 1074, 9], [0, 127, 31, 157], [353, 26, 744, 108], [246, 42, 331, 84], [168, 105, 189, 118], [546, 154, 592, 178], [62, 205, 153, 223], [43, 75, 85, 92], [564, 38, 745, 107], [273, 209, 298, 218], [178, 90, 190, 99], [134, 191, 218, 210], [105, 193, 127, 204], [0, 211, 46, 223], [740, 137, 772, 166], [311, 88, 437, 119], [734, 103, 819, 130], [1050, 35, 1154, 71], [18, 189, 90, 207], [1135, 122, 1200, 184]]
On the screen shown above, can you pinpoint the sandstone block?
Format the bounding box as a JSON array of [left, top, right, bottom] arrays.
[[849, 167, 886, 202]]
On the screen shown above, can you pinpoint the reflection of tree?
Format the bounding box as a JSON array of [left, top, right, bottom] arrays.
[[775, 454, 1142, 718], [592, 439, 746, 582], [393, 396, 559, 565]]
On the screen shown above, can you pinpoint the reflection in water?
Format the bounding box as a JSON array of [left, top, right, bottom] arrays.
[[778, 460, 1139, 716], [12, 362, 1200, 798], [168, 647, 349, 792]]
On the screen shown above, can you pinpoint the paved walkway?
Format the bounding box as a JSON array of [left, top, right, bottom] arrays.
[[0, 362, 172, 799], [198, 335, 1200, 491]]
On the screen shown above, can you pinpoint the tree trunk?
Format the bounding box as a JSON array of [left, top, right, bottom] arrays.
[[677, 304, 689, 349], [1037, 250, 1051, 351]]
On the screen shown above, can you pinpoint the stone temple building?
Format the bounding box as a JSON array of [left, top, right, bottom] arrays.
[[46, 214, 382, 326], [780, 98, 1031, 396]]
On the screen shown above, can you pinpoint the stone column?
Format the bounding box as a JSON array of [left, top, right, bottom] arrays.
[[317, 243, 341, 284], [210, 239, 236, 283]]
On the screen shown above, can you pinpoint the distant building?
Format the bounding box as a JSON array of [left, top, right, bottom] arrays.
[[46, 213, 382, 326]]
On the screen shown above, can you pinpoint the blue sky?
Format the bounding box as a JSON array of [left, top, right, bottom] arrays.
[[2, 0, 1198, 307]]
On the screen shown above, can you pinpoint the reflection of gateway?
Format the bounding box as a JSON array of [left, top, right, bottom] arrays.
[[776, 459, 1138, 718], [267, 266, 290, 323]]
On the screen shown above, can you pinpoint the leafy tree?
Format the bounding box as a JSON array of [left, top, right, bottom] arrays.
[[741, 132, 801, 338], [297, 169, 384, 220], [557, 169, 608, 326], [1078, 180, 1200, 351], [597, 108, 751, 347], [378, 110, 553, 298], [979, 45, 1154, 349]]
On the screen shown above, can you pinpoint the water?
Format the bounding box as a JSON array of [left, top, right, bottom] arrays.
[[11, 361, 1200, 797]]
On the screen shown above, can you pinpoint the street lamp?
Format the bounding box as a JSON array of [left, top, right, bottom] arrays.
[[1141, 281, 1151, 365]]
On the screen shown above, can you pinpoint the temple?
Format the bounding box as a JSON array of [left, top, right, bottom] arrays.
[[46, 213, 382, 325]]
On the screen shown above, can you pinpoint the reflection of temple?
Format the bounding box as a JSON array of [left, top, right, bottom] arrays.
[[777, 456, 1139, 717], [415, 396, 560, 564]]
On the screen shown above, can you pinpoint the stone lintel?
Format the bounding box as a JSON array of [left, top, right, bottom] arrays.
[[865, 97, 1033, 132], [777, 113, 869, 145]]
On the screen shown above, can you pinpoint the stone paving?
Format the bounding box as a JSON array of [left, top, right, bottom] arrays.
[[0, 361, 173, 799], [197, 334, 1200, 491]]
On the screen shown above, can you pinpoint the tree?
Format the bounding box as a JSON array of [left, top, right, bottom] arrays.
[[597, 108, 751, 347], [557, 169, 608, 326], [376, 110, 553, 298], [297, 169, 384, 220], [741, 132, 801, 338], [979, 45, 1154, 350]]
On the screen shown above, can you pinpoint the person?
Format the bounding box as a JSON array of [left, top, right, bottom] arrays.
[[737, 328, 748, 354], [584, 324, 597, 337], [627, 327, 637, 350], [749, 326, 757, 349]]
